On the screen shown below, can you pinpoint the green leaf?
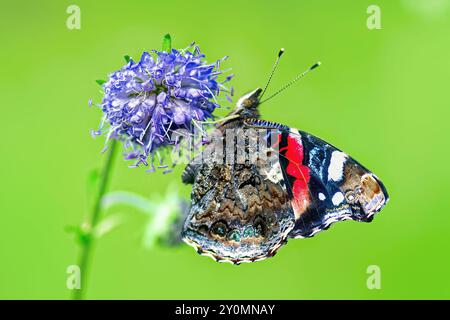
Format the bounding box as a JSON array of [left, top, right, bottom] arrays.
[[101, 191, 155, 213], [124, 55, 131, 63], [141, 187, 181, 249], [142, 206, 178, 249], [101, 186, 185, 249], [96, 79, 106, 86], [162, 33, 172, 52], [94, 214, 125, 238], [65, 225, 92, 246]]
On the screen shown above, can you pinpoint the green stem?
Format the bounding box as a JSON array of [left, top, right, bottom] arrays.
[[73, 139, 118, 300]]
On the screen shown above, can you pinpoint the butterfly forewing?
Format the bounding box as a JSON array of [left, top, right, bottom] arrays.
[[276, 128, 389, 238]]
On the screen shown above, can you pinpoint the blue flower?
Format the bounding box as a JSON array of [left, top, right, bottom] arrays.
[[93, 43, 233, 169]]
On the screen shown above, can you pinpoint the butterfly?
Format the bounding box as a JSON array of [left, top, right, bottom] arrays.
[[181, 52, 389, 264]]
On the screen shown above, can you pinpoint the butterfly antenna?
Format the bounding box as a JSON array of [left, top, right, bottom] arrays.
[[260, 61, 321, 104], [260, 48, 285, 99]]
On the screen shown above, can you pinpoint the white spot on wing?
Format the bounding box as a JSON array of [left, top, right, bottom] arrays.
[[328, 151, 348, 181], [318, 193, 326, 201], [290, 128, 300, 135], [332, 192, 344, 206]]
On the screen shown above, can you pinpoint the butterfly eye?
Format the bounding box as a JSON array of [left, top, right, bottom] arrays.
[[242, 98, 252, 108], [211, 221, 227, 237]]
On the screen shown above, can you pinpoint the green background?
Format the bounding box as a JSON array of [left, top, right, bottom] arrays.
[[1, 0, 449, 299]]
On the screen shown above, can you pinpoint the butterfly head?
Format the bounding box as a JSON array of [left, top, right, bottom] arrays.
[[236, 87, 262, 109], [228, 87, 262, 120]]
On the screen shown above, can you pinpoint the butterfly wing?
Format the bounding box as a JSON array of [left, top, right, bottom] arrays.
[[181, 127, 296, 264], [182, 118, 389, 263], [276, 129, 389, 239]]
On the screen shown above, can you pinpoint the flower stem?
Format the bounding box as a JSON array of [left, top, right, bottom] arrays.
[[73, 139, 118, 300]]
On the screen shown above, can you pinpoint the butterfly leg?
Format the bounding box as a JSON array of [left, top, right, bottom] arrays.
[[182, 161, 201, 184]]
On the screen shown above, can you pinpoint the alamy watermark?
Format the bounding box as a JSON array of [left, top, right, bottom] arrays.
[[66, 5, 81, 30], [66, 265, 81, 290], [366, 265, 381, 289], [367, 5, 382, 30], [169, 127, 281, 167]]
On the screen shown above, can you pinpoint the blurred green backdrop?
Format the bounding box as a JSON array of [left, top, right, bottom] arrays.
[[1, 0, 449, 299]]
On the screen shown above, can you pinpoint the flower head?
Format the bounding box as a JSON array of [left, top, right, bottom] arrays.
[[93, 41, 232, 170]]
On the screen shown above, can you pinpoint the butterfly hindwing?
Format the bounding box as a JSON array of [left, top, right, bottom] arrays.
[[181, 126, 296, 264], [276, 128, 389, 239]]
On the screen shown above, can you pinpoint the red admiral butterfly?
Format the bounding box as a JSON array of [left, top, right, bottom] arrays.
[[181, 50, 389, 264]]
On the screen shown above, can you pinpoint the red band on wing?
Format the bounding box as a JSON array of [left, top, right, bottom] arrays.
[[279, 134, 311, 218]]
